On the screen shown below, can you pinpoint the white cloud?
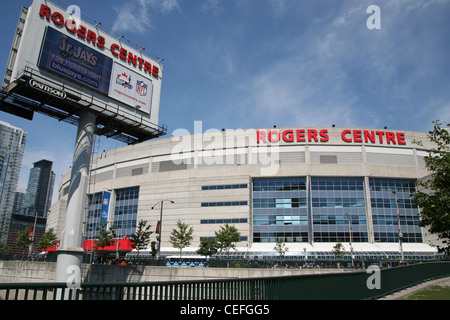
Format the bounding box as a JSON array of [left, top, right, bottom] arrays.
[[269, 0, 286, 19], [202, 0, 225, 15], [112, 0, 180, 33]]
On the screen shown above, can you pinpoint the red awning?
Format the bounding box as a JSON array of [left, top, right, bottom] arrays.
[[44, 238, 134, 252]]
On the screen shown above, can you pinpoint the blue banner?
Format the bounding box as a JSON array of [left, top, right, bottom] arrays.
[[38, 27, 113, 95], [100, 190, 112, 227]]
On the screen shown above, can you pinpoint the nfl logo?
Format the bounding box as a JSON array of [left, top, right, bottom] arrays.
[[136, 80, 147, 96]]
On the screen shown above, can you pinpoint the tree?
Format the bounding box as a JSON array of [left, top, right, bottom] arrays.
[[332, 240, 345, 259], [274, 238, 289, 259], [197, 238, 218, 259], [38, 228, 59, 259], [413, 120, 450, 254], [94, 222, 117, 262], [150, 241, 157, 257], [170, 220, 193, 260], [215, 224, 241, 258], [130, 220, 153, 258], [15, 226, 33, 254], [0, 244, 11, 255]]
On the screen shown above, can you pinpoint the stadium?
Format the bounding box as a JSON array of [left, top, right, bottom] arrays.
[[47, 125, 442, 265]]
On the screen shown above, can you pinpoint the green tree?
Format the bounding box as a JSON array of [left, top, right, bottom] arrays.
[[274, 238, 289, 259], [130, 220, 153, 258], [150, 241, 157, 257], [170, 220, 194, 260], [332, 240, 345, 259], [197, 238, 218, 259], [38, 228, 59, 258], [413, 121, 450, 254], [0, 244, 11, 255], [215, 224, 241, 258], [15, 226, 33, 253], [94, 222, 117, 262]]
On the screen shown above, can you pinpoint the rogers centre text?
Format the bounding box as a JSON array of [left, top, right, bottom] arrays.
[[257, 129, 407, 145]]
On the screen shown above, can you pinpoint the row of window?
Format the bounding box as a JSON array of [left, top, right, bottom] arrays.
[[253, 178, 306, 192], [371, 198, 418, 209], [311, 178, 364, 191], [201, 201, 248, 207], [374, 232, 423, 243], [253, 178, 417, 193], [369, 178, 416, 193], [312, 197, 366, 208], [372, 215, 420, 226], [201, 218, 248, 224], [202, 184, 248, 190], [254, 215, 309, 226], [200, 236, 248, 242], [314, 232, 368, 243], [313, 215, 367, 225], [253, 198, 307, 208], [253, 232, 308, 243]]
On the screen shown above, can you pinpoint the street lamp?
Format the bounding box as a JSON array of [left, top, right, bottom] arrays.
[[151, 200, 174, 259], [346, 214, 355, 268], [392, 191, 404, 263]]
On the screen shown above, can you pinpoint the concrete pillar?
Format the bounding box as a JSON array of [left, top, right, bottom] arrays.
[[55, 111, 96, 298]]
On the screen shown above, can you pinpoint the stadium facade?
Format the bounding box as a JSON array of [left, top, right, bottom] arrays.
[[48, 125, 441, 262]]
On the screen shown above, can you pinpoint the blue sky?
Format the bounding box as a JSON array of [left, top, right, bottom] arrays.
[[1, 0, 449, 201]]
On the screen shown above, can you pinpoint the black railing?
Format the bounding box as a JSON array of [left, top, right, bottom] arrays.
[[1, 262, 449, 300]]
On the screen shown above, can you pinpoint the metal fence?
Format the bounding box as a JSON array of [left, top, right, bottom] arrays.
[[1, 262, 449, 300]]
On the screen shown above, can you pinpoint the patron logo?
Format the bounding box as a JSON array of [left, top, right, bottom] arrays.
[[29, 79, 67, 99]]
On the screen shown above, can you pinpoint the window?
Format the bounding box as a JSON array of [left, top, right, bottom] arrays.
[[114, 187, 139, 237], [201, 201, 248, 207], [202, 184, 248, 190], [370, 178, 422, 243], [201, 218, 248, 224], [253, 178, 309, 243], [311, 177, 368, 242]]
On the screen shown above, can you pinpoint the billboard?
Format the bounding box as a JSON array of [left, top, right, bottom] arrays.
[[4, 0, 163, 132], [109, 63, 153, 114], [38, 27, 113, 95]]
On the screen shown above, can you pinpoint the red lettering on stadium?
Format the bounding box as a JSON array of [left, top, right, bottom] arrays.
[[257, 129, 406, 145]]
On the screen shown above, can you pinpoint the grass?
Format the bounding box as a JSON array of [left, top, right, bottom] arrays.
[[404, 285, 450, 300]]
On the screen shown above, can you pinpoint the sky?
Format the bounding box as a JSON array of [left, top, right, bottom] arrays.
[[1, 0, 449, 202]]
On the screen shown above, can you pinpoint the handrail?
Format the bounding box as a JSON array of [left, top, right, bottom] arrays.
[[1, 262, 449, 300]]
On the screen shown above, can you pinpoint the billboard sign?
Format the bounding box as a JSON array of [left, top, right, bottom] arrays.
[[5, 0, 163, 125], [109, 63, 153, 114], [38, 27, 113, 95]]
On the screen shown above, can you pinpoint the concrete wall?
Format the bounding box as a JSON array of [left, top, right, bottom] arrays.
[[0, 261, 350, 284]]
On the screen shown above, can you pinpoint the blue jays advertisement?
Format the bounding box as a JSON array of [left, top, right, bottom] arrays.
[[38, 27, 113, 95]]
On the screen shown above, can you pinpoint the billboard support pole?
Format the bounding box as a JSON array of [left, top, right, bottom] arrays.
[[55, 110, 96, 299]]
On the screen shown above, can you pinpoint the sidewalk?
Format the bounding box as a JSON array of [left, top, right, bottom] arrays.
[[378, 276, 450, 300]]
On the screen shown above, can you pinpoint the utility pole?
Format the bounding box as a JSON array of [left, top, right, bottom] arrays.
[[393, 191, 404, 263]]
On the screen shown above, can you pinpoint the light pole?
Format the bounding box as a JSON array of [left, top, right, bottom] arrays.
[[346, 214, 354, 268], [392, 191, 404, 263], [151, 200, 174, 260]]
